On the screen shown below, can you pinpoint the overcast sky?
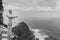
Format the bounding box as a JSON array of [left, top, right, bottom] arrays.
[[2, 0, 60, 25]]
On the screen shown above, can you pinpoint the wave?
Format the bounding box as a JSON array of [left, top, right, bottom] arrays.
[[31, 29, 49, 40]]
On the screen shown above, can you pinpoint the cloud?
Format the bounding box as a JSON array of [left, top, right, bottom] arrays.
[[3, 5, 20, 10], [3, 0, 60, 25], [3, 5, 53, 11], [3, 0, 56, 11]]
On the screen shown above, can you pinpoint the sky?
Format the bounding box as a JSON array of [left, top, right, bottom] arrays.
[[2, 0, 60, 25]]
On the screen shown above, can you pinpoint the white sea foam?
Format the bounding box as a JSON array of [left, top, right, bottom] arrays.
[[31, 29, 49, 40], [2, 38, 8, 40]]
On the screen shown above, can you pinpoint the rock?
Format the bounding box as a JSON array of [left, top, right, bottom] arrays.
[[12, 22, 36, 40], [45, 36, 58, 40], [35, 38, 39, 40]]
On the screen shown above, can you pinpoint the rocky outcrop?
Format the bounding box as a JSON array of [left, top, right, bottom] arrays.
[[45, 35, 58, 40], [12, 22, 39, 40]]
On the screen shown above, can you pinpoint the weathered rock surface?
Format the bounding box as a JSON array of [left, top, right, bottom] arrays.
[[45, 36, 58, 40], [12, 22, 39, 40]]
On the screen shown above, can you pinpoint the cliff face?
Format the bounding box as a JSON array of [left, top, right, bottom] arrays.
[[0, 0, 3, 25], [0, 0, 3, 11]]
